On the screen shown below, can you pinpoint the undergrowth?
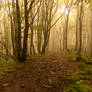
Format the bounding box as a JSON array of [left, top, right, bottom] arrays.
[[0, 54, 41, 80], [0, 59, 23, 80], [64, 80, 92, 92], [63, 50, 92, 92], [64, 63, 92, 92]]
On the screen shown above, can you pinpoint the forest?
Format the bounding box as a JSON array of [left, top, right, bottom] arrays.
[[0, 0, 92, 92]]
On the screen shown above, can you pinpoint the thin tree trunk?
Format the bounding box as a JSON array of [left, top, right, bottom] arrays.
[[16, 0, 22, 60], [76, 1, 83, 61], [75, 7, 79, 51], [63, 13, 69, 50], [21, 0, 29, 61], [30, 23, 35, 55]]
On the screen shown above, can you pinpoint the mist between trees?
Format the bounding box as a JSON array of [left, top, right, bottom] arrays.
[[0, 0, 92, 61]]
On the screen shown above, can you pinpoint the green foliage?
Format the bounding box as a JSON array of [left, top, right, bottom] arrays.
[[78, 60, 92, 79], [65, 59, 92, 92], [85, 66, 92, 75], [68, 71, 85, 83], [64, 83, 92, 92], [0, 59, 23, 80], [62, 49, 92, 92], [66, 73, 92, 92], [80, 52, 90, 62], [70, 60, 92, 79], [78, 61, 87, 68]]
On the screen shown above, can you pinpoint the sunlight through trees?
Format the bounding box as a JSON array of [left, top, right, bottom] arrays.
[[0, 0, 92, 61]]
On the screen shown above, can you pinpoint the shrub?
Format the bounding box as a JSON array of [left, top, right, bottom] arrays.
[[64, 80, 92, 92], [0, 59, 23, 80], [68, 71, 85, 83]]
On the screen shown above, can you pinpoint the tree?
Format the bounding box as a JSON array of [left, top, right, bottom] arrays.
[[63, 0, 73, 50]]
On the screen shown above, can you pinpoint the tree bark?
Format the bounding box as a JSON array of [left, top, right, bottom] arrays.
[[21, 0, 29, 61]]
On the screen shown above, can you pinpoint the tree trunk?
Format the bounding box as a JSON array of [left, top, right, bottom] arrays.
[[16, 0, 22, 60], [63, 13, 69, 50], [30, 24, 35, 55], [42, 31, 50, 54], [76, 1, 83, 61], [21, 0, 29, 61], [75, 7, 79, 51]]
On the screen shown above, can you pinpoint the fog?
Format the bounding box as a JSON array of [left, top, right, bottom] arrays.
[[0, 0, 92, 61]]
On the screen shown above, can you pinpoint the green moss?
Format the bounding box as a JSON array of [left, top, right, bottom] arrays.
[[65, 83, 92, 92], [84, 67, 92, 79], [66, 60, 92, 92], [68, 71, 85, 83], [77, 60, 92, 80], [78, 61, 87, 68], [0, 59, 23, 80], [61, 50, 92, 92], [65, 79, 92, 92]]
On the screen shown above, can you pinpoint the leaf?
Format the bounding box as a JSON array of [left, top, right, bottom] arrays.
[[3, 83, 8, 87], [76, 80, 83, 84]]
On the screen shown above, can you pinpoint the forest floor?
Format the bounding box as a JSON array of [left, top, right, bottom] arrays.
[[0, 53, 91, 92]]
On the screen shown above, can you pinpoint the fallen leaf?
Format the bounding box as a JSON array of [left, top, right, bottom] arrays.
[[3, 83, 8, 87], [48, 79, 52, 84], [20, 84, 25, 88]]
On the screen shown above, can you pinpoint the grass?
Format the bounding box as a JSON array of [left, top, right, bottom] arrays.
[[0, 59, 23, 80]]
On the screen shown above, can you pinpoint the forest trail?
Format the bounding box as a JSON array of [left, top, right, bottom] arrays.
[[0, 54, 77, 92]]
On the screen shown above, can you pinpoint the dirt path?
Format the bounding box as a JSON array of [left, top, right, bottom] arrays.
[[0, 54, 77, 92]]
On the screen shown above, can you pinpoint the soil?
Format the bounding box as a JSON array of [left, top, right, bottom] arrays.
[[0, 53, 77, 92]]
